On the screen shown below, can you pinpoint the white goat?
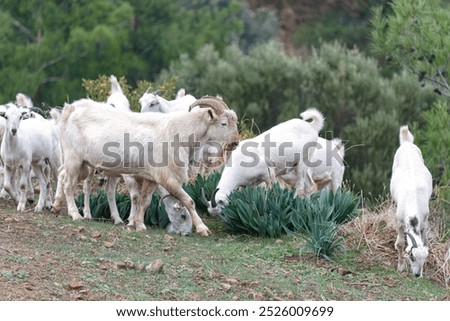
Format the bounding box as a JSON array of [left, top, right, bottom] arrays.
[[106, 75, 131, 112], [139, 88, 196, 113], [206, 108, 324, 215], [0, 104, 61, 211], [55, 96, 239, 236], [52, 80, 193, 234], [390, 125, 432, 278]]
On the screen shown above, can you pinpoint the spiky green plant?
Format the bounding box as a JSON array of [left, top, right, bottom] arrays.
[[219, 183, 297, 238], [183, 171, 221, 214], [294, 203, 346, 261], [219, 185, 360, 260]]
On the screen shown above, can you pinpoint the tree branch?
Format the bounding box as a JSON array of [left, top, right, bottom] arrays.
[[11, 19, 36, 42], [39, 55, 66, 71]]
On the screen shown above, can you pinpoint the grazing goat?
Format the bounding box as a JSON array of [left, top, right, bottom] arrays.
[[390, 125, 432, 278], [139, 88, 196, 113], [206, 108, 324, 215], [0, 104, 61, 211], [56, 96, 239, 236]]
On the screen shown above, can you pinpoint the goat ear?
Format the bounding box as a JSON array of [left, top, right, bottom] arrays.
[[207, 109, 218, 122], [0, 111, 5, 118]]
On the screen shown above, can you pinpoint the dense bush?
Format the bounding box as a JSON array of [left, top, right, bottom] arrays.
[[160, 41, 437, 199]]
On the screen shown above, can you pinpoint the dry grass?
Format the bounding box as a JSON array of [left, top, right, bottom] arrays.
[[342, 200, 450, 287]]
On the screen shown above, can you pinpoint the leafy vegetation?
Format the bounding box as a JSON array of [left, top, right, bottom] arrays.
[[219, 184, 360, 259]]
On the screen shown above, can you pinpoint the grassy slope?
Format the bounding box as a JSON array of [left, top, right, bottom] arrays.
[[0, 200, 448, 301]]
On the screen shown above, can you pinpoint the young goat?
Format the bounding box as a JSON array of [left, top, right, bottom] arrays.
[[390, 125, 432, 278]]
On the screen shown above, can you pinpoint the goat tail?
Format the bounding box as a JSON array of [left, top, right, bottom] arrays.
[[109, 75, 123, 94], [16, 93, 34, 108], [399, 125, 414, 144], [49, 108, 61, 122], [300, 108, 325, 132]]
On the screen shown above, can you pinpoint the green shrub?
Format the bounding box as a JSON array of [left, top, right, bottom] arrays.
[[219, 184, 296, 238], [219, 184, 360, 244], [290, 189, 360, 260]]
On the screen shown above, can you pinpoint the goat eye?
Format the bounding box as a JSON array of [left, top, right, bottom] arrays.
[[409, 253, 415, 262], [181, 214, 187, 220]]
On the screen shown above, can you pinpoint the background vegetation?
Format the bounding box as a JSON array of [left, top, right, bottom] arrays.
[[0, 0, 448, 220]]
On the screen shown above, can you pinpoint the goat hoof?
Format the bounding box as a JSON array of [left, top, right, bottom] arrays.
[[196, 228, 211, 237]]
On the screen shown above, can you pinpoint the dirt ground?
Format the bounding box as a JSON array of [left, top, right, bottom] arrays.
[[1, 196, 449, 301]]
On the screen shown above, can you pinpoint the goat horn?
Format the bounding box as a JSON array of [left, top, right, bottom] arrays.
[[153, 89, 163, 96], [29, 107, 45, 116], [406, 232, 418, 249], [200, 188, 210, 208], [210, 188, 219, 208], [145, 86, 152, 93], [188, 96, 229, 113], [158, 194, 171, 209]]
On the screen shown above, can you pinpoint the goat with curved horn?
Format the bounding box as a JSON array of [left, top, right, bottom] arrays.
[[189, 96, 229, 113]]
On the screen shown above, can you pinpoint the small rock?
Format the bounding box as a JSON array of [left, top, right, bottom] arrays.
[[91, 231, 101, 238], [220, 283, 231, 292], [116, 262, 127, 269], [164, 234, 175, 241], [68, 280, 84, 290], [275, 239, 284, 244], [146, 259, 164, 274], [124, 258, 134, 269], [5, 217, 16, 223], [134, 264, 145, 271], [104, 241, 114, 248], [225, 278, 239, 284], [75, 226, 85, 234], [75, 234, 86, 241], [163, 247, 171, 252]]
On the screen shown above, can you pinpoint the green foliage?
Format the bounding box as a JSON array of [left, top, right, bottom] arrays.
[[163, 40, 437, 199], [160, 41, 306, 130], [75, 190, 169, 229], [219, 184, 360, 252], [415, 100, 450, 229], [371, 0, 450, 96], [0, 0, 275, 106], [294, 0, 384, 53], [293, 204, 346, 261], [219, 184, 296, 238]]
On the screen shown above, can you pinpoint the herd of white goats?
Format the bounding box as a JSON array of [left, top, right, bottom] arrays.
[[0, 75, 439, 278]]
